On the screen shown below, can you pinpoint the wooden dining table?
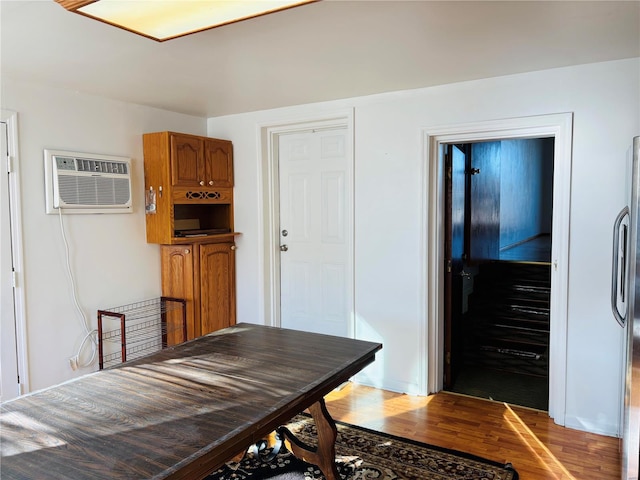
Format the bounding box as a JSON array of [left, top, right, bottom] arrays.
[[1, 323, 382, 479]]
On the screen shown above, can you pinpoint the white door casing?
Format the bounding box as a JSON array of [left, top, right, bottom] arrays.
[[260, 111, 354, 337], [0, 110, 28, 400], [422, 113, 573, 425], [0, 120, 15, 400], [278, 128, 351, 337]]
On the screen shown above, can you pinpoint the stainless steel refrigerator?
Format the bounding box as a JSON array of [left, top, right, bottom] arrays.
[[613, 136, 640, 480]]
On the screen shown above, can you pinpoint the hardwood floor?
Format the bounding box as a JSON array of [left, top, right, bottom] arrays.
[[324, 383, 621, 480]]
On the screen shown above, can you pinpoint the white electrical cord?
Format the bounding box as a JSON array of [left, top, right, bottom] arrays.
[[58, 207, 97, 369]]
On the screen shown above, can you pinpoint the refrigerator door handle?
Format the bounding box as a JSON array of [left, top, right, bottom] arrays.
[[612, 206, 630, 327]]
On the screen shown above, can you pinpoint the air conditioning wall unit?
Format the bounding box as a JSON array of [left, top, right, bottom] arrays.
[[44, 149, 133, 214]]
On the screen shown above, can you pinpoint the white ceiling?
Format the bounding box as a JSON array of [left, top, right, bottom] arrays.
[[1, 1, 639, 118]]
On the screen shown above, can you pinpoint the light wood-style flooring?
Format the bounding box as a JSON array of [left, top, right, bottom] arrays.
[[324, 383, 620, 480]]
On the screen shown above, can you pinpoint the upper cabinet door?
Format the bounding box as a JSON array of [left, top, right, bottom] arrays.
[[203, 138, 234, 187], [171, 134, 203, 187]]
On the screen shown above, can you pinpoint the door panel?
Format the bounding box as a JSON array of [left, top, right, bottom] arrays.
[[321, 171, 345, 243], [203, 138, 233, 187], [469, 141, 501, 262], [288, 173, 312, 242], [444, 144, 468, 388], [0, 120, 19, 400], [279, 129, 352, 338], [171, 134, 202, 187], [287, 261, 312, 324], [200, 243, 236, 335], [161, 245, 196, 342]]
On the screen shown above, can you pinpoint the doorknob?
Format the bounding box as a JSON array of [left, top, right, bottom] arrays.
[[280, 245, 288, 252]]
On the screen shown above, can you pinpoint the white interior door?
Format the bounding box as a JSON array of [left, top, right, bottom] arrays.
[[278, 128, 353, 337], [0, 120, 19, 401]]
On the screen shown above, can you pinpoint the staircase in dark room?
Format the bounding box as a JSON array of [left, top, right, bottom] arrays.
[[453, 261, 551, 410]]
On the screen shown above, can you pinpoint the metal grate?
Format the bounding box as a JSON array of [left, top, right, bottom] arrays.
[[58, 176, 130, 206], [97, 297, 186, 370]]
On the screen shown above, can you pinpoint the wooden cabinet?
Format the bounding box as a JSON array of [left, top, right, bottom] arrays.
[[147, 131, 238, 338], [170, 133, 233, 188], [161, 242, 236, 339], [199, 243, 236, 335], [161, 245, 196, 340], [143, 131, 236, 245], [170, 134, 202, 187]]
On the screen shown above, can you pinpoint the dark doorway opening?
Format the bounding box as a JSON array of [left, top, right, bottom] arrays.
[[443, 137, 554, 411]]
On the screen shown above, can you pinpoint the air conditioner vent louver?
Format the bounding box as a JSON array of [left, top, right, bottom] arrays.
[[44, 149, 133, 215], [57, 176, 131, 206]]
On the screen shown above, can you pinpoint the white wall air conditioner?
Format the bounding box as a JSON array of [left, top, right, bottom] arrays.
[[44, 149, 132, 214]]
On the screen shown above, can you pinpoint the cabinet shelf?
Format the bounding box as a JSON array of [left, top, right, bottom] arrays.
[[97, 297, 186, 370], [170, 231, 241, 245]]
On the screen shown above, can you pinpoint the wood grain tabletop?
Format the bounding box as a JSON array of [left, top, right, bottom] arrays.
[[1, 323, 382, 479]]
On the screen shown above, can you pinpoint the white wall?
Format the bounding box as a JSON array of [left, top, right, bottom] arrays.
[[1, 78, 206, 391], [4, 58, 637, 437], [208, 58, 640, 436]]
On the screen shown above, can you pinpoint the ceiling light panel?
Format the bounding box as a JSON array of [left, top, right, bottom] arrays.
[[56, 0, 316, 41]]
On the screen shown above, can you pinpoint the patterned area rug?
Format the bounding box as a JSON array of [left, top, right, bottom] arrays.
[[205, 415, 519, 479]]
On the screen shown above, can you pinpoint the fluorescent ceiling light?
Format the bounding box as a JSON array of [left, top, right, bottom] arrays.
[[55, 0, 316, 42]]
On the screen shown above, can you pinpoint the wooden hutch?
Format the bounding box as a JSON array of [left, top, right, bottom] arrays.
[[143, 131, 238, 341]]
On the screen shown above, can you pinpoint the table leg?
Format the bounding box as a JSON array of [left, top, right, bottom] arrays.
[[277, 398, 340, 480]]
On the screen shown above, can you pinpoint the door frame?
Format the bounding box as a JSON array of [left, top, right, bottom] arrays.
[[1, 109, 29, 398], [423, 113, 573, 425], [259, 110, 355, 332]]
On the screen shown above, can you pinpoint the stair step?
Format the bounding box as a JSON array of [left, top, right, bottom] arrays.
[[475, 271, 550, 291], [479, 344, 547, 359], [460, 260, 552, 378], [470, 332, 549, 348], [470, 297, 550, 309], [471, 287, 550, 301], [463, 346, 549, 377], [471, 323, 549, 338], [479, 261, 551, 276], [466, 312, 549, 327], [468, 306, 550, 323], [475, 278, 551, 288]]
